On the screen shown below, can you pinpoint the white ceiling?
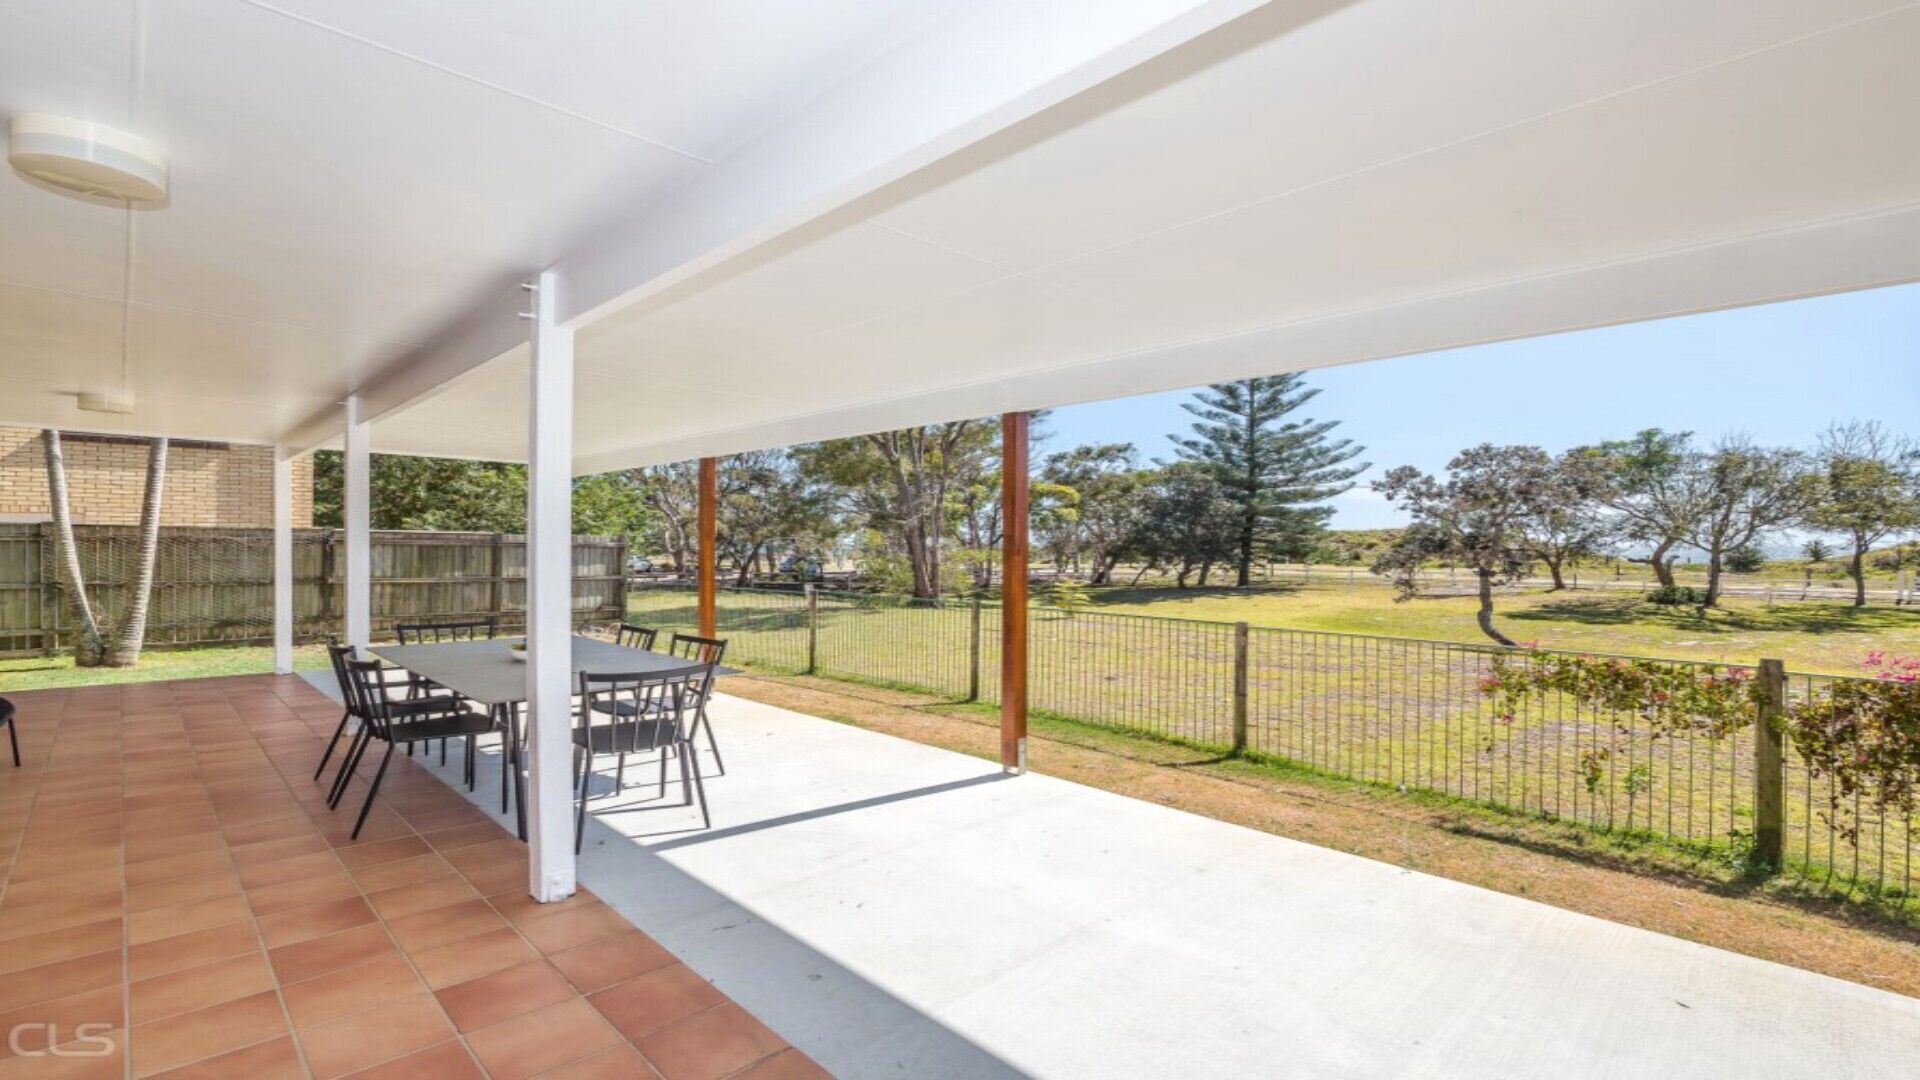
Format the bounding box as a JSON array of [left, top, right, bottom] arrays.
[[5, 0, 1918, 470], [0, 0, 962, 444]]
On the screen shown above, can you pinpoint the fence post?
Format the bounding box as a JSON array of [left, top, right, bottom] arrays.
[[1753, 658, 1787, 869], [966, 594, 983, 702], [1231, 621, 1250, 755], [805, 583, 819, 675]]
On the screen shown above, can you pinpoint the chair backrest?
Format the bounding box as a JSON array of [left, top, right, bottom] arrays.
[[396, 618, 497, 644], [340, 659, 397, 734], [615, 623, 658, 651], [576, 668, 706, 750], [325, 642, 361, 711], [667, 632, 727, 665]]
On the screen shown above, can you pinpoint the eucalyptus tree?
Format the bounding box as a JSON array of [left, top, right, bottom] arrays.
[[1037, 442, 1146, 585], [1577, 429, 1699, 588], [1127, 463, 1240, 588], [1671, 437, 1815, 607], [792, 421, 998, 599], [1172, 374, 1366, 587], [1808, 421, 1920, 606], [1372, 445, 1558, 646]]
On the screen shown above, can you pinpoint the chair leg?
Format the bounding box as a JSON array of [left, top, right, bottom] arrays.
[[657, 750, 669, 800], [328, 729, 371, 808], [682, 741, 711, 830], [696, 707, 725, 776], [351, 744, 397, 839], [440, 737, 448, 766], [615, 751, 627, 794], [465, 737, 477, 791], [575, 744, 592, 853], [495, 706, 511, 813], [314, 710, 351, 781], [5, 718, 17, 768]]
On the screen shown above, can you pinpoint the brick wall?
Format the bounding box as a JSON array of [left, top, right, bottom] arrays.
[[0, 426, 314, 527]]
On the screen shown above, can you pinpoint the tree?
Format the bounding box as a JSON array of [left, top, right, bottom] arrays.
[[1036, 443, 1144, 585], [1671, 437, 1814, 607], [569, 473, 653, 542], [40, 429, 169, 667], [1724, 543, 1767, 574], [110, 438, 168, 667], [634, 453, 839, 582], [41, 430, 106, 665], [1125, 463, 1240, 588], [713, 451, 839, 585], [794, 422, 998, 598], [1807, 421, 1920, 607], [312, 452, 525, 531], [1171, 375, 1366, 587], [1372, 445, 1558, 646], [1577, 429, 1698, 588], [1516, 450, 1610, 590]]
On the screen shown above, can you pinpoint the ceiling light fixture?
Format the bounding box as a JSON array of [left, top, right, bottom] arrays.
[[8, 113, 168, 203]]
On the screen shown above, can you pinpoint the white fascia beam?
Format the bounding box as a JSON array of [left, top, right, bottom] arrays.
[[557, 0, 1280, 328], [569, 200, 1920, 475], [275, 0, 1276, 457]]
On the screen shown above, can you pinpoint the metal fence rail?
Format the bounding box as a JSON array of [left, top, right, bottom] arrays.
[[628, 583, 1911, 900]]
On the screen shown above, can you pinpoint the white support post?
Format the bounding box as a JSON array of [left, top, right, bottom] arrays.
[[525, 269, 578, 903], [272, 449, 294, 674], [343, 395, 371, 649]]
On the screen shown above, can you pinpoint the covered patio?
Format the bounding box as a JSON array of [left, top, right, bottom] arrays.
[[6, 0, 1920, 1076]]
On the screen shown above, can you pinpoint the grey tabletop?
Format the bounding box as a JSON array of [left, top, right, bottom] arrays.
[[369, 635, 728, 706]]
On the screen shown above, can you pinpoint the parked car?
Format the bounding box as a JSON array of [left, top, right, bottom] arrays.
[[626, 555, 655, 574]]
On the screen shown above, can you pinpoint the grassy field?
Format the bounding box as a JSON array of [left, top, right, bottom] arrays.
[[0, 642, 330, 692], [621, 583, 1917, 898], [1084, 581, 1920, 675]]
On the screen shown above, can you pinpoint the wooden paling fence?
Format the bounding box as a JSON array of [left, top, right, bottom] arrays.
[[0, 524, 625, 655]]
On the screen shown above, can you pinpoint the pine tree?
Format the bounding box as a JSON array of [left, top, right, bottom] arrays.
[[1171, 375, 1367, 586]]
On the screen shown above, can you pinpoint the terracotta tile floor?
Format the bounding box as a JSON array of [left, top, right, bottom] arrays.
[[0, 674, 829, 1079]]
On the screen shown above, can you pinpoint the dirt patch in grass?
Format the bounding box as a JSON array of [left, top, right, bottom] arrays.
[[721, 672, 1920, 999]]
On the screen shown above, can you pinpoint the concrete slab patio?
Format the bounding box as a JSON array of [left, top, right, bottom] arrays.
[[385, 682, 1920, 1079]]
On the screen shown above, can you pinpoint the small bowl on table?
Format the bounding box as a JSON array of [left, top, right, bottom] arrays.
[[507, 643, 528, 663]]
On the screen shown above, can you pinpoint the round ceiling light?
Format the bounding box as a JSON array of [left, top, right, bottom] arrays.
[[9, 113, 167, 203]]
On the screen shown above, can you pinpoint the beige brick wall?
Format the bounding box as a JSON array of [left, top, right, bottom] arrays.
[[0, 426, 314, 527]]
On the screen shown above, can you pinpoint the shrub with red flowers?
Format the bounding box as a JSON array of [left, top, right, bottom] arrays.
[[1482, 649, 1920, 846], [1480, 652, 1757, 741], [1783, 654, 1920, 841]]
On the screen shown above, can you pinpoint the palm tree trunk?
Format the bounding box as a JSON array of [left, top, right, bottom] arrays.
[[41, 430, 106, 665], [108, 438, 168, 667]]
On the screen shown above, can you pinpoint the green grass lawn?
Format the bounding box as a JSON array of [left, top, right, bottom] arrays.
[[1083, 581, 1920, 675], [0, 643, 331, 693]]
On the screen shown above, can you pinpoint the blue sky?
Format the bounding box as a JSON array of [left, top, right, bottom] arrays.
[[1044, 282, 1920, 530]]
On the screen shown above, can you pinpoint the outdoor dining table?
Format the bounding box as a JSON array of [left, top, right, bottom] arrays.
[[370, 634, 735, 841]]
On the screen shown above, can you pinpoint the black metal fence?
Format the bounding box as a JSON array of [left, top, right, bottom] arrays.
[[626, 584, 1912, 901]]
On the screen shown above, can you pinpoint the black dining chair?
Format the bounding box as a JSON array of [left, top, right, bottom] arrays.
[[0, 696, 18, 768], [395, 618, 497, 762], [666, 632, 728, 775], [573, 666, 712, 849], [314, 640, 414, 782], [330, 658, 494, 838]]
